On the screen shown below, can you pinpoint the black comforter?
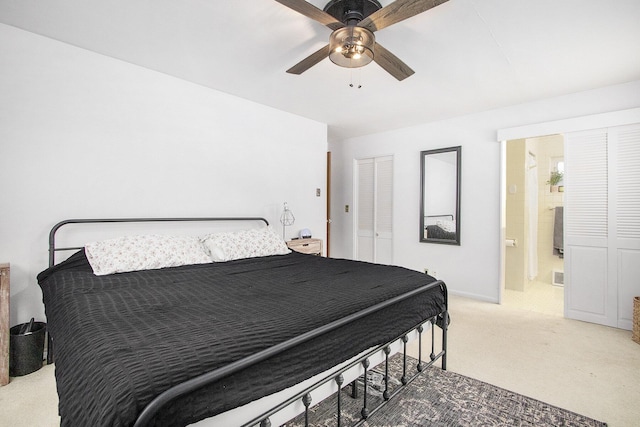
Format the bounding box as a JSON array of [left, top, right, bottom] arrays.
[[38, 251, 445, 427]]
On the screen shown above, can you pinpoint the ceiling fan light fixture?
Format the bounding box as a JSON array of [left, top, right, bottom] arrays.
[[328, 26, 374, 68]]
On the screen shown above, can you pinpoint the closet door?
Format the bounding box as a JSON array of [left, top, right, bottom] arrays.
[[612, 124, 640, 330], [565, 129, 615, 326], [565, 124, 640, 329], [355, 156, 393, 264], [374, 157, 393, 264], [356, 159, 376, 262]]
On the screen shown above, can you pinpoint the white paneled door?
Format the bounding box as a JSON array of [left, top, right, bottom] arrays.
[[613, 125, 640, 330], [355, 156, 393, 264], [565, 124, 640, 329]]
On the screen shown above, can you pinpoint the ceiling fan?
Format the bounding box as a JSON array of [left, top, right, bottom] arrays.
[[275, 0, 449, 81]]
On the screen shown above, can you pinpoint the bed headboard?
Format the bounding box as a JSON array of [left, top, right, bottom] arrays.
[[423, 214, 454, 225], [48, 217, 269, 267]]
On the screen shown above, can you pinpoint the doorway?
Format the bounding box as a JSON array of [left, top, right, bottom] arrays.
[[503, 135, 565, 316], [498, 110, 640, 329], [326, 151, 331, 257]]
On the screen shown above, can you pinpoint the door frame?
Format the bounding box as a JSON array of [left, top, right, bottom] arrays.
[[497, 107, 640, 306], [326, 151, 331, 257]]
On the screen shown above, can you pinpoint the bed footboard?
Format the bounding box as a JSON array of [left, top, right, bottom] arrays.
[[249, 308, 449, 427], [134, 281, 448, 427]]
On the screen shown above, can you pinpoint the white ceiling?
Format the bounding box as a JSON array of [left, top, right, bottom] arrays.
[[1, 0, 639, 141]]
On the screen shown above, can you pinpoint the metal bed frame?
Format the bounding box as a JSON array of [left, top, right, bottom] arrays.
[[45, 217, 449, 427], [424, 214, 455, 222], [48, 217, 270, 267]]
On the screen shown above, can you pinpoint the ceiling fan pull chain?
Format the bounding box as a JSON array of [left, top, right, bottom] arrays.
[[349, 69, 363, 89]]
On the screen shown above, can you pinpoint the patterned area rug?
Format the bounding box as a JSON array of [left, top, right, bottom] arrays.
[[285, 354, 607, 427]]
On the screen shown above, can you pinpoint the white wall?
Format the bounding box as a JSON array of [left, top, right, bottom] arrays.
[[0, 24, 328, 326], [423, 154, 457, 219], [329, 80, 640, 302]]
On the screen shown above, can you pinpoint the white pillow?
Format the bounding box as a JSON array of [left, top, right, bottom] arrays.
[[200, 226, 290, 262], [85, 235, 212, 276], [436, 219, 456, 233]]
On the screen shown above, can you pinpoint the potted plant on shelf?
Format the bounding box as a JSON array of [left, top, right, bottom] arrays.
[[547, 171, 564, 192]]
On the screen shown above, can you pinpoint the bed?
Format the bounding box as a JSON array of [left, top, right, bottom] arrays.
[[423, 214, 457, 241], [38, 217, 448, 427]]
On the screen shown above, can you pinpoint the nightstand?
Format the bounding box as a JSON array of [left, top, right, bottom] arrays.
[[287, 238, 323, 256]]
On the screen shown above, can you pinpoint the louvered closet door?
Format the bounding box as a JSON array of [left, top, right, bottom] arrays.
[[355, 156, 393, 264], [356, 159, 376, 262], [612, 124, 640, 330], [565, 124, 640, 329], [565, 129, 614, 326], [374, 157, 393, 264]]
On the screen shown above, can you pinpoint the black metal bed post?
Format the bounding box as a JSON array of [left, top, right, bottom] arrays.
[[430, 316, 436, 362], [302, 393, 312, 427], [382, 346, 391, 400], [417, 324, 424, 372], [360, 358, 370, 419], [442, 313, 448, 370], [440, 282, 449, 370], [336, 374, 344, 427], [400, 335, 409, 385]]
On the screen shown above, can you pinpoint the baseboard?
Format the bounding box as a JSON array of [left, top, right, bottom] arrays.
[[448, 289, 499, 304]]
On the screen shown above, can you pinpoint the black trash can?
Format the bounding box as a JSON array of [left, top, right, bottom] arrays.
[[9, 321, 46, 376]]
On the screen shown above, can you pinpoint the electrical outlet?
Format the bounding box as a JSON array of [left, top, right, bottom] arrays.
[[424, 268, 436, 277], [316, 188, 321, 197], [345, 205, 349, 213]]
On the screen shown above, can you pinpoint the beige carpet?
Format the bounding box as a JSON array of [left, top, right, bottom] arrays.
[[407, 294, 640, 427], [0, 363, 59, 427], [1, 294, 638, 426]]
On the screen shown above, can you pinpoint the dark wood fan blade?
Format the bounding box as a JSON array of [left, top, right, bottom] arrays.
[[359, 0, 449, 32], [373, 42, 415, 81], [286, 44, 331, 75], [274, 0, 345, 30]]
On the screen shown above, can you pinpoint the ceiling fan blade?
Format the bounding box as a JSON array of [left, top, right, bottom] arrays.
[[373, 42, 415, 81], [286, 44, 331, 75], [359, 0, 449, 32], [274, 0, 345, 30]]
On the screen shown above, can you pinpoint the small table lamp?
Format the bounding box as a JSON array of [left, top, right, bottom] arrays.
[[280, 202, 295, 240]]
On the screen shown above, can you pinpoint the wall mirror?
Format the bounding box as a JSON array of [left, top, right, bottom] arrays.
[[420, 146, 461, 245]]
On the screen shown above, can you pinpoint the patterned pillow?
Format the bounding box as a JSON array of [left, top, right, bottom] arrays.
[[200, 226, 291, 262], [85, 235, 212, 276]]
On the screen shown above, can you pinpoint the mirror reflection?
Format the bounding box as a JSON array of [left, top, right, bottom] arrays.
[[420, 146, 461, 245]]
